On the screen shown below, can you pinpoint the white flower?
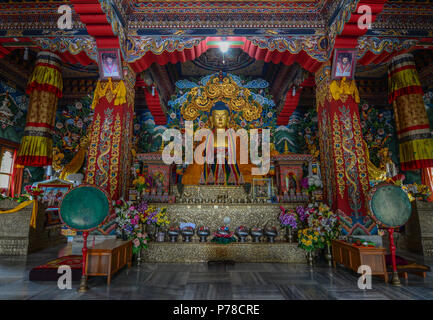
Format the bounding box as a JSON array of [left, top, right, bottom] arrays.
[[267, 112, 273, 118], [170, 113, 177, 120], [75, 102, 83, 109]]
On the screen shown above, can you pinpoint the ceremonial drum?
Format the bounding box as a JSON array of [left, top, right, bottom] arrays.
[[59, 184, 111, 232], [59, 184, 112, 292], [368, 182, 412, 286], [368, 183, 412, 229]]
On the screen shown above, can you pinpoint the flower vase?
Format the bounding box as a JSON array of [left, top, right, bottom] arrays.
[[121, 230, 128, 241], [286, 227, 293, 243], [146, 224, 156, 241], [324, 244, 332, 267], [136, 248, 142, 266], [306, 251, 314, 266]]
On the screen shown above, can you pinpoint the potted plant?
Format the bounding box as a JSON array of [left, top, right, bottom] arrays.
[[279, 207, 298, 243]]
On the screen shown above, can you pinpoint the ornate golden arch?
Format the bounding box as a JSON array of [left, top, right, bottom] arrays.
[[181, 75, 262, 122]]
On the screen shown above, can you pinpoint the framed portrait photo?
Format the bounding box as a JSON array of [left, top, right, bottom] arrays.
[[331, 49, 357, 80], [252, 178, 273, 200], [97, 49, 122, 80]]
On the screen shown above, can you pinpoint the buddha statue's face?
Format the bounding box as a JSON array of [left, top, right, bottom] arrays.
[[211, 109, 229, 129]]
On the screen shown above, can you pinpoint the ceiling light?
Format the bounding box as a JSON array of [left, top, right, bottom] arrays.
[[219, 41, 230, 53]]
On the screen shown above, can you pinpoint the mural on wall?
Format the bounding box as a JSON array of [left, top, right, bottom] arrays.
[[358, 100, 399, 169], [133, 109, 167, 154], [274, 107, 320, 159], [424, 89, 433, 134], [52, 94, 94, 175], [0, 80, 28, 143]]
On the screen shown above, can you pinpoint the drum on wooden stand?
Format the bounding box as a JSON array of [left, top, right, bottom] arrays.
[[59, 184, 111, 292], [367, 183, 412, 286]]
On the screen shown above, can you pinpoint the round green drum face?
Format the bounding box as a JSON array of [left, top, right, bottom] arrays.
[[370, 184, 412, 228], [60, 186, 109, 231]]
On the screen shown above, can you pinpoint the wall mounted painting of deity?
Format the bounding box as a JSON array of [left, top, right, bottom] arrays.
[[36, 182, 72, 228], [331, 49, 357, 80], [97, 49, 123, 80], [252, 178, 273, 200]]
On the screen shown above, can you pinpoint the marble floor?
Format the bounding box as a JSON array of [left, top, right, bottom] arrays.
[[1, 244, 433, 300]]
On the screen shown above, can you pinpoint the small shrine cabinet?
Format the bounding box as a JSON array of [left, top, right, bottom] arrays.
[[272, 154, 312, 201], [131, 153, 174, 202]]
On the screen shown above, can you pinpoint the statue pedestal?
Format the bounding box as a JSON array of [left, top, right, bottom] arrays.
[[143, 242, 304, 263], [144, 185, 309, 262], [149, 202, 304, 242], [405, 200, 433, 256]]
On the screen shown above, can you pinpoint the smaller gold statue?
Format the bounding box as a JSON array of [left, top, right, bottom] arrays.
[[364, 140, 387, 182]]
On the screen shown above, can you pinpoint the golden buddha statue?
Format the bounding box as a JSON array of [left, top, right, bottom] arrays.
[[182, 101, 256, 185]]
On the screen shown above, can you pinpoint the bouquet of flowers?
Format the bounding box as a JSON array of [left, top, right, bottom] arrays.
[[114, 200, 142, 238], [132, 174, 151, 193], [279, 207, 297, 230], [114, 199, 149, 254], [314, 204, 340, 245], [142, 206, 170, 228], [131, 231, 149, 255], [295, 205, 313, 229], [301, 177, 321, 193], [295, 203, 340, 250], [298, 227, 325, 252], [24, 185, 44, 199]]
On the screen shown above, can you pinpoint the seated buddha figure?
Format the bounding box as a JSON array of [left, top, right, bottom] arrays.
[[182, 101, 256, 185]]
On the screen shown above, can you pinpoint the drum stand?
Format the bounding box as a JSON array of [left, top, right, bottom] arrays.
[[78, 231, 89, 292], [387, 228, 401, 286]]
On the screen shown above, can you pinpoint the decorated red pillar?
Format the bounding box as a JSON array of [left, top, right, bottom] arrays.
[[388, 53, 433, 200], [85, 64, 135, 200], [388, 53, 433, 171], [16, 51, 63, 166], [316, 62, 375, 235]]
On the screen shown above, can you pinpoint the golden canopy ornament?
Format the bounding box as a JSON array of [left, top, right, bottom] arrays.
[[181, 75, 263, 122]]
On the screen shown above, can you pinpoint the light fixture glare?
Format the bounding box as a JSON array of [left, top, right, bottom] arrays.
[[219, 41, 230, 53]]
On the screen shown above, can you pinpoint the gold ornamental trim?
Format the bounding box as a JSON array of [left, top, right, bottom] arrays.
[[181, 75, 262, 122]]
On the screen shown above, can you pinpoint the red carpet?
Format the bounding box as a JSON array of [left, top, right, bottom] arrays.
[[29, 255, 82, 281]]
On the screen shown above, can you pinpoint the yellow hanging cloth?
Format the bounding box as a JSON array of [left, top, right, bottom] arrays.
[[0, 200, 38, 228], [91, 78, 127, 109]]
